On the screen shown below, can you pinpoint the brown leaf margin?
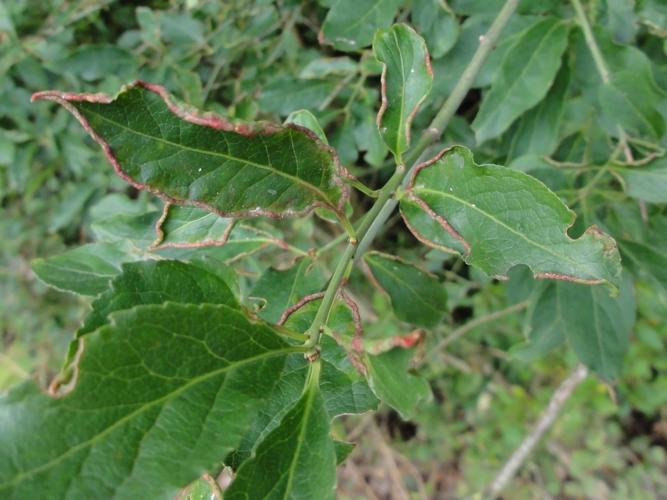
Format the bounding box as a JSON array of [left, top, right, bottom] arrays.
[[32, 80, 351, 220], [400, 146, 622, 287], [375, 24, 434, 156]]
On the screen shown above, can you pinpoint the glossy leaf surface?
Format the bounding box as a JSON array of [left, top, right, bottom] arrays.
[[365, 251, 446, 327], [472, 17, 569, 143], [33, 82, 347, 218], [400, 146, 622, 287], [373, 24, 433, 157]]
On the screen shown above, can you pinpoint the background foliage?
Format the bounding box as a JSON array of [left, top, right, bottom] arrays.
[[1, 0, 666, 497]]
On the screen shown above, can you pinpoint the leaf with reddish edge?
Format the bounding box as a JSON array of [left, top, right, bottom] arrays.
[[400, 146, 622, 290], [373, 24, 433, 159], [32, 81, 349, 220]]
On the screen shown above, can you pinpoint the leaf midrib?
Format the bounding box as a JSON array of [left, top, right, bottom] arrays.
[[1, 346, 298, 490], [281, 383, 316, 498], [83, 108, 336, 207], [416, 187, 589, 272]]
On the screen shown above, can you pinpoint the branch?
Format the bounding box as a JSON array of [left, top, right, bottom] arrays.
[[305, 0, 521, 353], [354, 0, 521, 260], [432, 300, 528, 353], [486, 364, 589, 498]]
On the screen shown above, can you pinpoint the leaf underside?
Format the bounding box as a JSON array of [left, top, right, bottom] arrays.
[[400, 146, 622, 288]]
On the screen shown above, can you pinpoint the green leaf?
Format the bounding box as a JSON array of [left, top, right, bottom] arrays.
[[521, 275, 636, 379], [618, 239, 667, 297], [285, 109, 329, 144], [400, 146, 622, 288], [321, 0, 402, 52], [156, 205, 234, 249], [471, 17, 570, 143], [366, 347, 431, 420], [31, 242, 132, 296], [0, 303, 301, 499], [613, 158, 667, 203], [373, 24, 433, 158], [79, 259, 239, 336], [507, 65, 570, 160], [251, 258, 327, 324], [411, 0, 459, 58], [33, 82, 348, 218], [334, 441, 356, 464], [61, 44, 138, 82], [225, 363, 337, 500], [365, 251, 446, 328]]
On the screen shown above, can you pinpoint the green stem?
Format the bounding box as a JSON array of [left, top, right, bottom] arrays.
[[354, 0, 520, 261], [406, 0, 521, 166], [304, 165, 405, 350], [305, 0, 521, 353], [570, 0, 610, 84]]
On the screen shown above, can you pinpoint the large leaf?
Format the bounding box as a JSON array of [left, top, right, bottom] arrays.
[[0, 303, 302, 499], [373, 24, 433, 158], [31, 242, 133, 296], [365, 251, 446, 328], [520, 275, 636, 379], [78, 259, 239, 336], [400, 146, 622, 287], [32, 81, 348, 218], [471, 17, 569, 143], [225, 363, 337, 500], [320, 0, 402, 52], [613, 158, 667, 204]]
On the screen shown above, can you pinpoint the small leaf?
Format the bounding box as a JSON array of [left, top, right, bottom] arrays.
[[366, 347, 431, 420], [619, 239, 667, 297], [225, 364, 337, 500], [320, 0, 403, 52], [365, 251, 446, 328], [521, 275, 636, 379], [471, 17, 570, 143], [334, 441, 356, 464], [251, 258, 326, 323], [411, 0, 459, 58], [0, 303, 301, 499], [507, 65, 570, 160], [31, 242, 131, 296], [33, 81, 348, 218], [156, 205, 234, 249], [373, 24, 433, 158], [613, 158, 667, 203], [400, 146, 622, 288], [285, 109, 329, 145]]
